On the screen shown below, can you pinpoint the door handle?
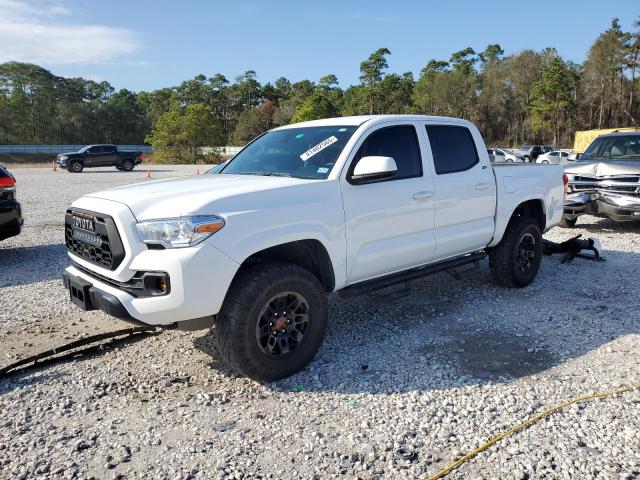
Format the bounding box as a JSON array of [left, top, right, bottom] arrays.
[[475, 183, 490, 191], [413, 191, 434, 200]]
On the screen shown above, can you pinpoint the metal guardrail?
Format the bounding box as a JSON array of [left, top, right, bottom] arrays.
[[0, 145, 244, 155], [200, 146, 244, 156], [0, 145, 154, 154]]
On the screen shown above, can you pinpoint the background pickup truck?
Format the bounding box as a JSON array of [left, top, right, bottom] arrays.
[[57, 144, 143, 173], [62, 115, 564, 381], [563, 131, 640, 227]]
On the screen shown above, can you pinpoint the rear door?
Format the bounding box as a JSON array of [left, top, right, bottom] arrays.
[[101, 145, 117, 165], [341, 122, 436, 283], [424, 122, 496, 260]]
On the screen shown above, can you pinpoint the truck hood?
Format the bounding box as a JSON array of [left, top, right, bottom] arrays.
[[565, 160, 640, 177], [86, 174, 318, 220]]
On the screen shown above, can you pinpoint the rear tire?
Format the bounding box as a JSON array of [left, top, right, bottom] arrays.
[[69, 160, 83, 173], [213, 262, 328, 382], [559, 216, 578, 228], [490, 217, 543, 288], [122, 159, 134, 171]]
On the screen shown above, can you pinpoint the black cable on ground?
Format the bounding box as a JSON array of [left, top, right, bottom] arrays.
[[0, 326, 160, 377]]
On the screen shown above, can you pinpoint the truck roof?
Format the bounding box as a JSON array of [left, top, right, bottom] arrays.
[[597, 131, 640, 138], [274, 114, 474, 130]]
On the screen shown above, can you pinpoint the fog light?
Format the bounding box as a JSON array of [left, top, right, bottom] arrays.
[[142, 273, 171, 296]]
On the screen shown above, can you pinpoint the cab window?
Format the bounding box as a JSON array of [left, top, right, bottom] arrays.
[[351, 125, 422, 181], [426, 125, 479, 174]]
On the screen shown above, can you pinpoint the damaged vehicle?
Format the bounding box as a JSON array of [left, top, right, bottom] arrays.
[[61, 115, 564, 381], [562, 132, 640, 227]]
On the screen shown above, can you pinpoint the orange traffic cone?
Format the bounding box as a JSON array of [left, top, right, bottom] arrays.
[[146, 169, 152, 178]]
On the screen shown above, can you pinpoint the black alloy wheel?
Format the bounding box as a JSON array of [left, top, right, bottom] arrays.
[[516, 232, 536, 272], [255, 291, 311, 356]]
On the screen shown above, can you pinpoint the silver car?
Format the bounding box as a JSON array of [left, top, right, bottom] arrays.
[[488, 148, 518, 163], [536, 150, 571, 165]]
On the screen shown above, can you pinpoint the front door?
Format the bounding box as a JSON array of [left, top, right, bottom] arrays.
[[341, 123, 436, 283]]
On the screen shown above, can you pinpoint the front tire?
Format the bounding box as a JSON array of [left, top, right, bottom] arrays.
[[69, 160, 83, 173], [213, 262, 328, 382], [490, 217, 543, 288], [115, 165, 123, 170]]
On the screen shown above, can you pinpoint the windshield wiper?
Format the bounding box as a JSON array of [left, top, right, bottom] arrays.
[[252, 172, 292, 177]]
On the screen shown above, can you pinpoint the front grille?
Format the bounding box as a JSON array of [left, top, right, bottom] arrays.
[[65, 209, 125, 270], [570, 175, 640, 196]]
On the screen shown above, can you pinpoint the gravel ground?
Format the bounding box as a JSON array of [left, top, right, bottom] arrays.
[[1, 165, 639, 480]]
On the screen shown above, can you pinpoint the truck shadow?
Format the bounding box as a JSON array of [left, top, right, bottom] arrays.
[[195, 247, 639, 393], [0, 243, 67, 287]]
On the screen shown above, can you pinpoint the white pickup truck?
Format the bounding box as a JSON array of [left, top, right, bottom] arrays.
[[62, 115, 565, 381]]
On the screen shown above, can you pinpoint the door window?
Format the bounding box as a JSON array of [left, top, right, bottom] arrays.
[[103, 146, 116, 153], [87, 146, 101, 154], [426, 125, 479, 174], [350, 125, 422, 181]]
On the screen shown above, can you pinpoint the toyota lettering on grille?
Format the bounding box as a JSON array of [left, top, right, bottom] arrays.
[[72, 216, 95, 232]]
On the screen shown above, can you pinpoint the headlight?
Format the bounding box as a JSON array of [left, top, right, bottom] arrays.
[[135, 215, 225, 248], [59, 155, 68, 160]]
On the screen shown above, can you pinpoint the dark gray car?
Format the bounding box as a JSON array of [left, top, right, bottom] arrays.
[[57, 145, 143, 173]]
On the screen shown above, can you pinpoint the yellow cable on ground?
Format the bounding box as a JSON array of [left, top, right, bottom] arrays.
[[426, 384, 640, 480]]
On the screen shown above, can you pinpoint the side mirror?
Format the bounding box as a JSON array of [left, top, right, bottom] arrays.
[[350, 156, 397, 184]]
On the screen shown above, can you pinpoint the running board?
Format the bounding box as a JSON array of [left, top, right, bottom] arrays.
[[339, 252, 486, 299]]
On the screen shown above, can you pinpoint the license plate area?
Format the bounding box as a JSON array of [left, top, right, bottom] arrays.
[[68, 276, 95, 310]]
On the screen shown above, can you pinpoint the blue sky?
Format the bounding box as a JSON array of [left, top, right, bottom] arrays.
[[1, 0, 638, 92]]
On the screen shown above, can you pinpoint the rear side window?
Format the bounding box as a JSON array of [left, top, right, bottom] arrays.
[[426, 125, 479, 174], [353, 125, 422, 180], [103, 146, 116, 153]]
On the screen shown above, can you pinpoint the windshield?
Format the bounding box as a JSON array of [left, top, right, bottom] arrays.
[[580, 135, 640, 161], [218, 126, 358, 179]]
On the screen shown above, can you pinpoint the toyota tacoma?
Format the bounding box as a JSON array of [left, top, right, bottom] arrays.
[[62, 115, 564, 381]]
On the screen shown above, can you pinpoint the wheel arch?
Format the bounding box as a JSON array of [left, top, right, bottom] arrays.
[[510, 199, 545, 231], [233, 239, 336, 292], [490, 198, 546, 248]]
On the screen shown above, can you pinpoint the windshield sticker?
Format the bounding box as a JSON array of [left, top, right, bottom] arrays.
[[317, 167, 329, 174], [300, 136, 338, 161], [295, 133, 305, 139], [338, 128, 347, 132]]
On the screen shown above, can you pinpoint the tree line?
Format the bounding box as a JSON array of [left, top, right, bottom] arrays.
[[0, 17, 638, 162]]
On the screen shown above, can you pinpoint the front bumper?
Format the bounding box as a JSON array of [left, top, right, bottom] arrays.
[[63, 240, 240, 326], [62, 271, 142, 324], [564, 191, 640, 222], [0, 199, 23, 240]]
